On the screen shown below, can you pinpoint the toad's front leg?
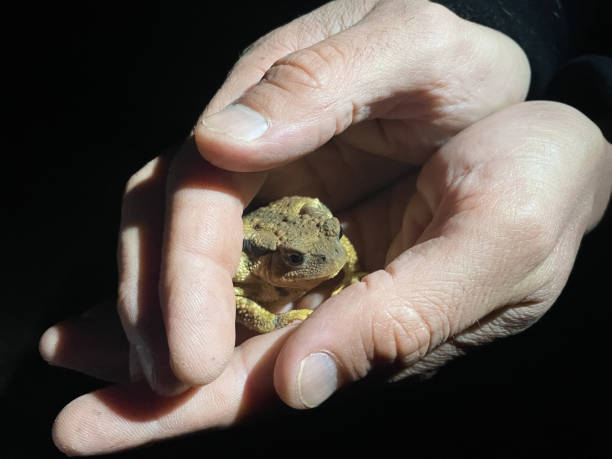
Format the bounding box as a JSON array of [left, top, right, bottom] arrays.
[[235, 296, 313, 333]]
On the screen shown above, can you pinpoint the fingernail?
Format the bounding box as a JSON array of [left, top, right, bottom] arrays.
[[200, 104, 268, 141], [297, 352, 339, 408], [39, 326, 59, 362]]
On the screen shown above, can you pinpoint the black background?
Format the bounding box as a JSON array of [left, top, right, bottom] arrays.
[[4, 1, 611, 458]]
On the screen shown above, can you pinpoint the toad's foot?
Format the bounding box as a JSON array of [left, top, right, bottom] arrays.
[[331, 271, 366, 296], [236, 296, 312, 333]]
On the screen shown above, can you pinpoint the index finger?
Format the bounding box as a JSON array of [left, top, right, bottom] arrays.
[[52, 325, 296, 456], [160, 139, 265, 386]]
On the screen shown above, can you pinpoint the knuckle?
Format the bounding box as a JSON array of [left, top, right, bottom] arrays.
[[377, 301, 434, 364], [417, 1, 461, 31], [361, 270, 454, 368], [506, 199, 556, 257], [234, 34, 293, 76], [239, 34, 268, 59], [485, 179, 560, 265], [525, 102, 606, 155], [399, 0, 463, 53], [264, 41, 347, 92]]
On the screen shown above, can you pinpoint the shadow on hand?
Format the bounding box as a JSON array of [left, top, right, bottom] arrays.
[[93, 381, 199, 422]]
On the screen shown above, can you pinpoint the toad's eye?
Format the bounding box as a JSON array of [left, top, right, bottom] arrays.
[[338, 226, 343, 240], [284, 252, 305, 267]]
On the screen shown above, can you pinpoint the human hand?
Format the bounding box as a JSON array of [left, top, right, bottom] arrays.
[[116, 0, 534, 395], [45, 100, 611, 455], [39, 0, 612, 454]]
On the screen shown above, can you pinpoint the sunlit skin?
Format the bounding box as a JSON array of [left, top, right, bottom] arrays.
[[39, 0, 612, 455]]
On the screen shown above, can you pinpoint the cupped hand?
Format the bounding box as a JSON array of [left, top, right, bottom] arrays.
[[38, 0, 612, 455], [45, 0, 533, 395], [45, 101, 611, 455]]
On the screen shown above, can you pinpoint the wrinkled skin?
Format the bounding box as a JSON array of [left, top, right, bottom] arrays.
[[39, 0, 612, 455]]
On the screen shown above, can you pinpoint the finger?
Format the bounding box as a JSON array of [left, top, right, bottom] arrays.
[[159, 139, 265, 386], [129, 344, 144, 381], [116, 154, 188, 394], [199, 0, 377, 117], [272, 101, 607, 408], [273, 226, 508, 409], [195, 1, 529, 171], [39, 300, 130, 383], [52, 325, 296, 456]]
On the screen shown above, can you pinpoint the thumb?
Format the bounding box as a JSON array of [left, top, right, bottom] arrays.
[[270, 153, 569, 409], [194, 2, 529, 171], [271, 216, 550, 409], [269, 100, 609, 409]]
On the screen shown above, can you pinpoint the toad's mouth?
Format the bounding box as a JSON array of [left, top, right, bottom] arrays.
[[314, 269, 345, 288], [270, 265, 345, 288]]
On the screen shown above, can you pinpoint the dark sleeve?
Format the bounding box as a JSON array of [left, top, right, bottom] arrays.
[[432, 0, 612, 139]]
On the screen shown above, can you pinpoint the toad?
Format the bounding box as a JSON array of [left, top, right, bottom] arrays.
[[234, 196, 361, 333]]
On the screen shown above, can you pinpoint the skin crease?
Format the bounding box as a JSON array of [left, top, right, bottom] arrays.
[[38, 0, 612, 455]]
